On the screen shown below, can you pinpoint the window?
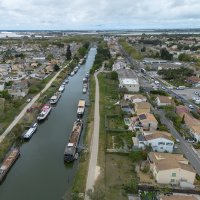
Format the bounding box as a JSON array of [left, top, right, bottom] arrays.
[[172, 173, 176, 177], [171, 179, 175, 182], [166, 142, 173, 146], [158, 142, 165, 145]]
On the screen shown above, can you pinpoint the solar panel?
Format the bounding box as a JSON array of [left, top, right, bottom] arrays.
[[139, 114, 147, 120]]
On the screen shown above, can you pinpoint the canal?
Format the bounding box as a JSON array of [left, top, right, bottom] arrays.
[[0, 47, 97, 200]]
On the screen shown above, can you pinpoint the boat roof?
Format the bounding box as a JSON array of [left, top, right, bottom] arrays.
[[42, 105, 51, 111], [24, 127, 35, 136], [68, 143, 74, 147], [78, 99, 85, 107], [50, 96, 57, 100], [0, 149, 19, 170]]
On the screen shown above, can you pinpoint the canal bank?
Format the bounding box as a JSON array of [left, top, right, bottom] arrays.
[[0, 47, 97, 200]]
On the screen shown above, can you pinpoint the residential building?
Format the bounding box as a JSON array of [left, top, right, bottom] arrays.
[[8, 80, 29, 97], [137, 131, 174, 152], [156, 95, 174, 107], [187, 76, 200, 86], [159, 194, 198, 200], [119, 78, 139, 92], [148, 152, 196, 185], [118, 69, 140, 92], [132, 113, 158, 132], [176, 106, 200, 142], [120, 100, 133, 113], [124, 94, 147, 103], [134, 102, 151, 114]]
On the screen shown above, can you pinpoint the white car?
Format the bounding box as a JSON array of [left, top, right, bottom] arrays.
[[192, 97, 198, 101], [188, 104, 194, 109]]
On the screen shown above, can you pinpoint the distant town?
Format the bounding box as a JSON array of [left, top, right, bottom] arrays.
[[1, 30, 200, 200]]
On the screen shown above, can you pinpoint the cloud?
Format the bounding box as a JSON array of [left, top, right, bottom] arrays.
[[0, 0, 200, 29]]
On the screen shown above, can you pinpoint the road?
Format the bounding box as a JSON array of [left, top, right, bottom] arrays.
[[85, 69, 102, 199], [155, 109, 200, 175], [0, 60, 72, 144]]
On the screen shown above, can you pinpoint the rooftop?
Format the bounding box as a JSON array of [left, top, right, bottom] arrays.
[[145, 131, 173, 141], [122, 78, 138, 85], [157, 95, 172, 104], [135, 102, 150, 109], [149, 152, 195, 173], [160, 195, 198, 200], [117, 69, 137, 79], [138, 113, 158, 123]]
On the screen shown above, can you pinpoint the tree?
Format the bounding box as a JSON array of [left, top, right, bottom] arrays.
[[160, 48, 173, 60], [178, 53, 194, 62], [54, 64, 60, 72], [66, 45, 72, 60], [46, 53, 54, 61], [110, 71, 118, 80]]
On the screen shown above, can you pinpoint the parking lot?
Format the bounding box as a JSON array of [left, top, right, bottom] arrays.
[[173, 88, 200, 101]]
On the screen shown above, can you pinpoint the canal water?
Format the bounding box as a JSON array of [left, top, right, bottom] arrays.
[[0, 47, 97, 200]]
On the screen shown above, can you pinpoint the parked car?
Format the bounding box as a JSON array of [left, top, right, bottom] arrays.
[[186, 138, 195, 143], [188, 104, 194, 109]]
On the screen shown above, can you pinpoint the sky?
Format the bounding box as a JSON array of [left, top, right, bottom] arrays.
[[0, 0, 200, 30]]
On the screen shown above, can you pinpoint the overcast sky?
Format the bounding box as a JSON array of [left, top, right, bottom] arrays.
[[1, 0, 200, 30]]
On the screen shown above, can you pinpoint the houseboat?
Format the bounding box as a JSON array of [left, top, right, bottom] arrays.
[[50, 92, 62, 104], [0, 148, 20, 183], [64, 119, 83, 162], [23, 123, 38, 139], [37, 104, 52, 121], [77, 99, 86, 117]]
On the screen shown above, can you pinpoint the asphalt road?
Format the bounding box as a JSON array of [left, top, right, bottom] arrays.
[[155, 109, 200, 175]]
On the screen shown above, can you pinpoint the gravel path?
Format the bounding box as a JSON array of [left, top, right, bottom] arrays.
[[85, 69, 101, 199]]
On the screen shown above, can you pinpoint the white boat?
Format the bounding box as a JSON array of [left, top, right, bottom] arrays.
[[70, 71, 75, 76], [83, 78, 88, 83], [23, 123, 38, 139], [85, 73, 89, 78], [37, 104, 52, 121], [58, 84, 65, 92], [50, 92, 62, 104], [74, 67, 79, 73], [77, 99, 86, 117], [83, 87, 87, 94], [83, 83, 88, 89], [66, 79, 69, 84]]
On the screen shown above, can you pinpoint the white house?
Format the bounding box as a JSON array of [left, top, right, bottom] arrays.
[[118, 69, 139, 92], [137, 131, 174, 152], [156, 95, 174, 107], [148, 152, 196, 185], [119, 78, 139, 92], [124, 94, 147, 103]]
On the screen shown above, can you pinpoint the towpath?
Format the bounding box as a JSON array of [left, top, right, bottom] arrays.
[[85, 68, 102, 199]]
